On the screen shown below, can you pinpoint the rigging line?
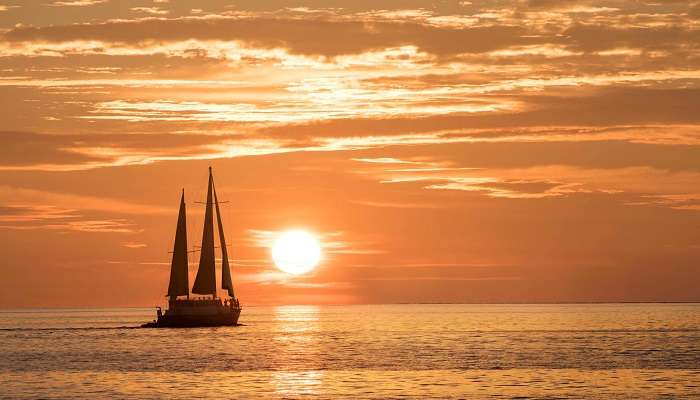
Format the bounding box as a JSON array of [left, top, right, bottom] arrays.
[[230, 202, 236, 294], [185, 189, 191, 274], [187, 188, 196, 274], [192, 187, 203, 272], [226, 194, 233, 270], [223, 187, 236, 295]]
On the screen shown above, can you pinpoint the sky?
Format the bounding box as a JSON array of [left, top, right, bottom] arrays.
[[0, 0, 699, 307]]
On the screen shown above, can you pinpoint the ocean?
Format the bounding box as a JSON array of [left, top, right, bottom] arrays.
[[1, 304, 698, 399]]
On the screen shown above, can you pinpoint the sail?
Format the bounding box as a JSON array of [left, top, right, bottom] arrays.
[[191, 168, 217, 296], [213, 181, 235, 298], [167, 190, 189, 298]]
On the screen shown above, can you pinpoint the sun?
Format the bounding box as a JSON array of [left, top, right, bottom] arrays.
[[272, 230, 322, 275]]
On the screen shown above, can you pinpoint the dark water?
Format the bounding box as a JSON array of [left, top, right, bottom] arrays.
[[1, 304, 699, 399]]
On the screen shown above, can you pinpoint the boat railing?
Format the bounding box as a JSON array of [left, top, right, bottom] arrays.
[[168, 297, 240, 307]]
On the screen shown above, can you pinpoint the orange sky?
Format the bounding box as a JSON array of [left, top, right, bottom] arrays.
[[0, 0, 699, 307]]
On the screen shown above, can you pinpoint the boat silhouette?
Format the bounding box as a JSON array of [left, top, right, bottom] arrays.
[[142, 167, 241, 328]]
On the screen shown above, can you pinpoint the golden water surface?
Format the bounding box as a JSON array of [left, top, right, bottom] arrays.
[[1, 304, 698, 399]]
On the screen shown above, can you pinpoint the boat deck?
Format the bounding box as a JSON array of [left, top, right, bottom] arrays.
[[142, 299, 241, 328]]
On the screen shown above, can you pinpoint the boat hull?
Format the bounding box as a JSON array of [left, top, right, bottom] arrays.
[[142, 299, 241, 328]]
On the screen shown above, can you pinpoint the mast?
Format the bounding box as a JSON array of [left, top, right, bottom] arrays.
[[167, 190, 189, 300], [213, 179, 235, 298], [191, 167, 217, 297]]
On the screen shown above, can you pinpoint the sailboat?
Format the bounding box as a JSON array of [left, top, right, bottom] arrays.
[[142, 167, 241, 328]]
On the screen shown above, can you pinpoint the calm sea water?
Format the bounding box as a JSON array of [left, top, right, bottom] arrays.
[[1, 304, 699, 399]]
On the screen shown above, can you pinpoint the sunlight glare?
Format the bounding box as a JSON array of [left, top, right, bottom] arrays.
[[272, 230, 322, 275]]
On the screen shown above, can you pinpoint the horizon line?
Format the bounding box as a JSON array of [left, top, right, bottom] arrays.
[[1, 301, 699, 311]]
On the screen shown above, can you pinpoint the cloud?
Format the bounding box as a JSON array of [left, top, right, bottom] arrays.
[[47, 0, 108, 6], [247, 229, 383, 255], [0, 204, 78, 222], [130, 7, 168, 15], [522, 0, 594, 10], [628, 193, 700, 211], [0, 204, 137, 233], [3, 2, 695, 59], [371, 163, 700, 210], [2, 118, 697, 174], [0, 131, 110, 169], [563, 24, 700, 53], [83, 94, 504, 123], [424, 177, 578, 199], [1, 15, 536, 57], [352, 157, 426, 165], [260, 87, 700, 141], [348, 200, 440, 209], [0, 131, 293, 171], [122, 241, 147, 248], [0, 185, 170, 215]]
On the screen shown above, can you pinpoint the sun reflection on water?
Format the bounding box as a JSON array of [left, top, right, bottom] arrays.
[[272, 305, 323, 396], [273, 305, 321, 331], [272, 371, 324, 397]]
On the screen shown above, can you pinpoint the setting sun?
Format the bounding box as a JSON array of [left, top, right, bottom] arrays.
[[271, 230, 322, 275]]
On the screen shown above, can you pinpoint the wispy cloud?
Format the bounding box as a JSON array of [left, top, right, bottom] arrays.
[[352, 158, 426, 165], [354, 158, 700, 210], [0, 204, 137, 233], [628, 193, 700, 211], [47, 0, 108, 6], [122, 241, 147, 248], [0, 185, 170, 215], [247, 229, 383, 255], [130, 7, 168, 15], [349, 200, 440, 209]]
